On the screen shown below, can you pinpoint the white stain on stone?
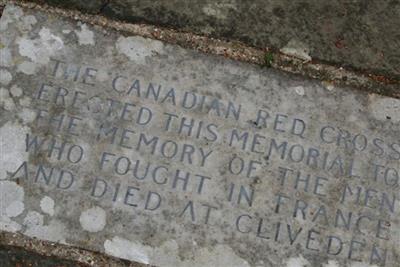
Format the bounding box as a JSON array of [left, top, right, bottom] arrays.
[[0, 122, 30, 180], [18, 108, 36, 124], [0, 181, 24, 232], [0, 181, 24, 217], [0, 216, 21, 232], [79, 206, 107, 232], [40, 196, 55, 216], [350, 263, 379, 267], [10, 85, 23, 97], [0, 13, 12, 32], [280, 39, 312, 62], [24, 211, 44, 227], [104, 237, 251, 267], [21, 15, 37, 31], [19, 96, 31, 107], [0, 87, 16, 111], [0, 69, 12, 85], [17, 61, 37, 75], [369, 95, 400, 123], [116, 36, 164, 64], [23, 211, 68, 244], [62, 29, 71, 34], [0, 48, 12, 67], [0, 5, 23, 32], [293, 86, 305, 96], [286, 255, 310, 267], [104, 236, 151, 264], [17, 27, 63, 65], [6, 201, 25, 217], [75, 24, 95, 45], [323, 260, 340, 267], [23, 212, 67, 243]]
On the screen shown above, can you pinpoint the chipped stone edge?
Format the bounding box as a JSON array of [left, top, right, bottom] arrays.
[[0, 231, 151, 267], [0, 0, 399, 99]]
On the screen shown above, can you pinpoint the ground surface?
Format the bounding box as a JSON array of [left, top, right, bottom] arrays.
[[32, 0, 400, 79], [0, 245, 88, 267]]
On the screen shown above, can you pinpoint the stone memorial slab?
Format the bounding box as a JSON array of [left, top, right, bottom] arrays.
[[0, 4, 399, 267]]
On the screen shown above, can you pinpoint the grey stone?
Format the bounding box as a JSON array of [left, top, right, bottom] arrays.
[[29, 0, 400, 78], [1, 4, 399, 267], [44, 0, 107, 13]]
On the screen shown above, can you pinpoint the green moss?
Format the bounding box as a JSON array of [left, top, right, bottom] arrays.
[[263, 52, 274, 67]]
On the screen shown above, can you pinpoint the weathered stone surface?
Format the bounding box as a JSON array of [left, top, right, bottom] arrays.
[[1, 4, 399, 267]]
